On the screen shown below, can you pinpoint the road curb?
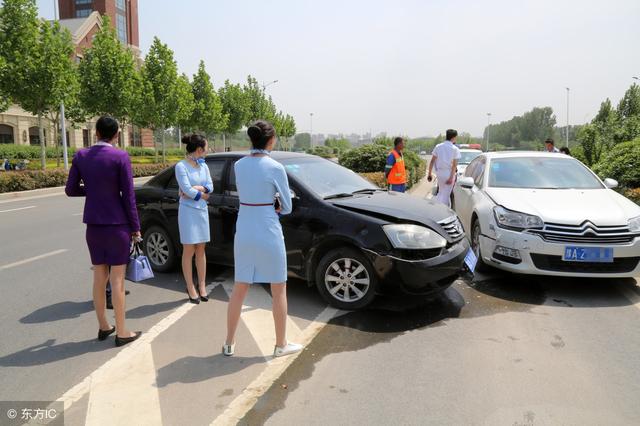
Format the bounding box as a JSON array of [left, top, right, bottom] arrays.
[[0, 176, 152, 202]]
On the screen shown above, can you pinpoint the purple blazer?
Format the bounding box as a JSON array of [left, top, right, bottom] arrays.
[[65, 145, 140, 232]]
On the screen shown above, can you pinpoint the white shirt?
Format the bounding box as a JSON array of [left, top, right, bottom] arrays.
[[432, 140, 461, 174]]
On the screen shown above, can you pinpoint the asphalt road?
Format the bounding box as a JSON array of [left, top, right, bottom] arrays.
[[1, 185, 639, 426]]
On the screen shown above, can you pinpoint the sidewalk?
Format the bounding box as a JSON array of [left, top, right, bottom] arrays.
[[0, 176, 152, 202], [408, 175, 434, 200]]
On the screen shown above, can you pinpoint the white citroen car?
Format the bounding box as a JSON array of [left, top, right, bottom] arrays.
[[452, 152, 640, 277]]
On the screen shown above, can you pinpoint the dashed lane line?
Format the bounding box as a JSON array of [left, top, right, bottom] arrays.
[[0, 205, 36, 213], [0, 249, 68, 271]]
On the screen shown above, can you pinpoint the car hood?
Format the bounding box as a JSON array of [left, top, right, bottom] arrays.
[[329, 191, 455, 230], [485, 187, 640, 226]]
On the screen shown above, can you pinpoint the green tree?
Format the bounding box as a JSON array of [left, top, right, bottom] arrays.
[[0, 56, 10, 112], [616, 84, 640, 144], [79, 16, 140, 125], [140, 37, 182, 163], [325, 138, 351, 154], [243, 75, 276, 123], [273, 112, 296, 151], [17, 20, 76, 169], [175, 72, 195, 133], [294, 133, 311, 151], [219, 79, 249, 149], [0, 0, 39, 112], [186, 61, 226, 138]]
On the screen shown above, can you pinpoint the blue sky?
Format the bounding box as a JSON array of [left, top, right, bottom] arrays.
[[37, 0, 640, 137]]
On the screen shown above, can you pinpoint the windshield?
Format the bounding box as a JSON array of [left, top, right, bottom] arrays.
[[488, 157, 604, 189], [459, 151, 481, 164], [281, 157, 377, 198]]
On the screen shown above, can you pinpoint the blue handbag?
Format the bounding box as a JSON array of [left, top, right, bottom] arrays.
[[126, 242, 155, 282]]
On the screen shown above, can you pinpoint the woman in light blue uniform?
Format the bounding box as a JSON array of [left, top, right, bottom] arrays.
[[223, 120, 303, 358], [175, 134, 213, 304]]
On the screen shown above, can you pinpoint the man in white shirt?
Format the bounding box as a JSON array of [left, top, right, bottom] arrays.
[[544, 138, 560, 153], [428, 129, 461, 207]]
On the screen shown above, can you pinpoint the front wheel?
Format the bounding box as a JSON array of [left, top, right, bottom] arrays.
[[143, 225, 177, 272], [315, 247, 378, 310], [471, 219, 492, 273]]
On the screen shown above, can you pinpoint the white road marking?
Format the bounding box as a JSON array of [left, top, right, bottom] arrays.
[[211, 305, 340, 426], [53, 279, 227, 414], [0, 192, 64, 204], [72, 213, 83, 216], [222, 283, 304, 358], [0, 205, 36, 213], [0, 249, 68, 271], [85, 344, 161, 426]]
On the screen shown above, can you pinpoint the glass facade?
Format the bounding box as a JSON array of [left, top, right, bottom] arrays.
[[116, 0, 126, 11], [75, 0, 92, 4]]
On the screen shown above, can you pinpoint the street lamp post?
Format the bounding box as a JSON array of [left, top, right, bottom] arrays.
[[54, 1, 69, 170], [566, 87, 570, 148], [310, 113, 314, 147], [486, 113, 491, 152], [262, 80, 279, 91]]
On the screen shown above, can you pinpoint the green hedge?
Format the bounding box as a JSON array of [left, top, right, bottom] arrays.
[[0, 144, 184, 160], [339, 144, 425, 188], [0, 163, 174, 193]]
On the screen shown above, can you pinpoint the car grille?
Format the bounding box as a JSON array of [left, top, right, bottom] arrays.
[[530, 254, 640, 274], [526, 221, 638, 245], [438, 216, 465, 241]]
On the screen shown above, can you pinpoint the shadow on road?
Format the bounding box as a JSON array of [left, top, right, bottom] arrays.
[[20, 301, 94, 324], [468, 268, 639, 309], [0, 338, 114, 367], [155, 354, 265, 388]]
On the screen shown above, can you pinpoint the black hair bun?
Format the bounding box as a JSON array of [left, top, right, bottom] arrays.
[[247, 125, 262, 141], [181, 135, 191, 145]]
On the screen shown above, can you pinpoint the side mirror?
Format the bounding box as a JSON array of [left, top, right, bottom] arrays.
[[603, 178, 618, 189], [459, 176, 475, 189]]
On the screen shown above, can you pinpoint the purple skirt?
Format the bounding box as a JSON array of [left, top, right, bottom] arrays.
[[86, 224, 131, 266]]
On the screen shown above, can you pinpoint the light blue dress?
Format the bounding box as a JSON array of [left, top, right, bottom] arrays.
[[234, 156, 292, 283], [175, 160, 213, 244]]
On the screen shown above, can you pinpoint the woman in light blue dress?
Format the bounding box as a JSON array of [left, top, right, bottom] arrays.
[[175, 134, 213, 304], [223, 120, 303, 358]]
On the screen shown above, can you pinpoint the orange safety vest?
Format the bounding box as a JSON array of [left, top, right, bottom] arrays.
[[387, 149, 407, 185]]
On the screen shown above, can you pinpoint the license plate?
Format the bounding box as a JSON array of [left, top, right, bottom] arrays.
[[464, 248, 478, 272], [562, 246, 614, 263]]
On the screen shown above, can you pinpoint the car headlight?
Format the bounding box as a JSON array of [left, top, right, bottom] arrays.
[[383, 224, 447, 249], [493, 206, 544, 231], [629, 215, 640, 233]]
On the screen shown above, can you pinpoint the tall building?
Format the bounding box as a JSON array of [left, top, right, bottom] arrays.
[[58, 0, 139, 48]]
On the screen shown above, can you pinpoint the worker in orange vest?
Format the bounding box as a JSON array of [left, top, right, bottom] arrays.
[[385, 137, 407, 192]]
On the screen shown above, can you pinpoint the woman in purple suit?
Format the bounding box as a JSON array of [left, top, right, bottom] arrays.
[[65, 116, 142, 347]]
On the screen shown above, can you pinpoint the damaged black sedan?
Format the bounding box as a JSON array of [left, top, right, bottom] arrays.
[[135, 152, 469, 309]]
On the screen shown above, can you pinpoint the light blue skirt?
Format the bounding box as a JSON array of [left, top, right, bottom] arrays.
[[178, 205, 210, 245]]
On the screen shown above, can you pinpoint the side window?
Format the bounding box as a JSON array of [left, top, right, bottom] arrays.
[[166, 175, 179, 190], [473, 158, 486, 186], [465, 158, 479, 178], [226, 160, 238, 195], [206, 160, 225, 194]]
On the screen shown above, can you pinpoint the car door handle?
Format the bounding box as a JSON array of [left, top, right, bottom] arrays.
[[162, 196, 177, 203], [221, 206, 238, 213]]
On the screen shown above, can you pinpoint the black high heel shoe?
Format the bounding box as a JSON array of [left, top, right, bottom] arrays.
[[198, 288, 209, 302], [186, 288, 200, 304], [98, 326, 116, 341], [115, 331, 142, 347]]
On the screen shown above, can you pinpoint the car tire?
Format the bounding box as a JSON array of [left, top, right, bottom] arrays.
[[471, 218, 491, 273], [315, 247, 378, 310], [143, 225, 177, 272]]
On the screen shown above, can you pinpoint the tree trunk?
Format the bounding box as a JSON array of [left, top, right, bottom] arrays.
[[223, 133, 226, 152], [162, 129, 166, 164], [38, 114, 46, 170], [154, 130, 158, 163]]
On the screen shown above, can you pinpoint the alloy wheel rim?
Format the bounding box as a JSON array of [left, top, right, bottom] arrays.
[[324, 257, 370, 303], [472, 223, 481, 256], [147, 232, 169, 266]]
